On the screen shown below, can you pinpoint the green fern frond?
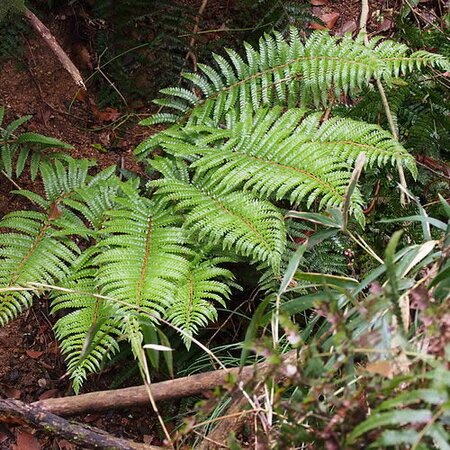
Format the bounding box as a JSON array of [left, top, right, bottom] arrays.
[[94, 190, 190, 327], [0, 108, 72, 179], [0, 210, 80, 325], [151, 158, 286, 270], [40, 157, 96, 202], [52, 254, 121, 394], [167, 258, 234, 348], [145, 107, 415, 224], [143, 30, 448, 126]]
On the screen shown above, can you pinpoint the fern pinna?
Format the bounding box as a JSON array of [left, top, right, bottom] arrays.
[[0, 30, 448, 392]]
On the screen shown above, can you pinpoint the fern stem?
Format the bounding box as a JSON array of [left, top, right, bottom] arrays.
[[359, 0, 408, 205], [376, 80, 408, 206]]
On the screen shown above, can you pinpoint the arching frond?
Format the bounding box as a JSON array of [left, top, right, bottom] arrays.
[[52, 252, 121, 394], [0, 210, 80, 325], [142, 30, 448, 126], [94, 190, 191, 351], [144, 107, 416, 224]]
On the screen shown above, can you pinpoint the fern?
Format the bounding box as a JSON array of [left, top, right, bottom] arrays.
[[51, 252, 121, 393], [167, 257, 234, 348], [1, 28, 448, 394], [139, 106, 416, 226], [0, 108, 72, 179], [144, 30, 448, 126], [0, 209, 80, 325], [151, 157, 286, 270]]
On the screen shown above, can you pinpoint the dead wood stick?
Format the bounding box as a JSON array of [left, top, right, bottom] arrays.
[[0, 399, 161, 450], [186, 0, 209, 71], [33, 350, 297, 417], [23, 8, 86, 89]]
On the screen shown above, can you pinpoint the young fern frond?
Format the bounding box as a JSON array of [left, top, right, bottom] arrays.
[[167, 258, 234, 348], [0, 107, 72, 179], [151, 158, 286, 270], [143, 30, 448, 126]]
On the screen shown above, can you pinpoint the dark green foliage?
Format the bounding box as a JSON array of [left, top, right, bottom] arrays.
[[193, 197, 450, 449], [235, 0, 315, 37], [88, 0, 194, 107], [0, 107, 72, 180], [0, 0, 24, 22], [0, 14, 26, 63]]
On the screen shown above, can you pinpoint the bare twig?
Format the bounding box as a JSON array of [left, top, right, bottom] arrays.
[[186, 0, 209, 71], [23, 8, 85, 89], [32, 350, 297, 417]]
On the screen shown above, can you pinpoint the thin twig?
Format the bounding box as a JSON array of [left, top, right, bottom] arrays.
[[186, 0, 209, 72], [1, 170, 22, 190]]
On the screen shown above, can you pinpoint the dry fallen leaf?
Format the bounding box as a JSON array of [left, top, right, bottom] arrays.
[[26, 350, 44, 359], [12, 430, 41, 450], [39, 389, 60, 401], [48, 203, 62, 221], [340, 19, 357, 34], [311, 12, 340, 30], [95, 107, 121, 123], [310, 0, 327, 5], [0, 432, 9, 444], [376, 18, 393, 32], [56, 439, 77, 450], [4, 387, 21, 399]]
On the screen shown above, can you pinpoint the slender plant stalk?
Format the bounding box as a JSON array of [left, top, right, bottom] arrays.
[[359, 0, 408, 205]]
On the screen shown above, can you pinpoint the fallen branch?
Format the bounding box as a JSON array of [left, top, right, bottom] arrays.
[[23, 8, 85, 89], [0, 399, 161, 450], [33, 350, 297, 417]]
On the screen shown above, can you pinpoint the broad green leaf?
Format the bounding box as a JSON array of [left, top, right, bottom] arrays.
[[348, 409, 432, 442], [294, 272, 359, 290], [279, 243, 308, 295], [240, 295, 272, 367], [286, 211, 341, 228]]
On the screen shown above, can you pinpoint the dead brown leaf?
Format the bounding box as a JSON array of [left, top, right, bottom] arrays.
[[26, 350, 44, 359], [340, 19, 357, 34], [39, 389, 60, 400], [0, 432, 9, 444], [4, 387, 22, 399], [95, 107, 121, 123], [311, 12, 340, 30], [48, 202, 62, 221], [12, 429, 41, 450]]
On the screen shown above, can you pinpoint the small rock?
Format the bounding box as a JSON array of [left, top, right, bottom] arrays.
[[37, 378, 47, 388]]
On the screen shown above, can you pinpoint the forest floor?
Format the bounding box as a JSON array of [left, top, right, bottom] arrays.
[[0, 0, 408, 448]]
